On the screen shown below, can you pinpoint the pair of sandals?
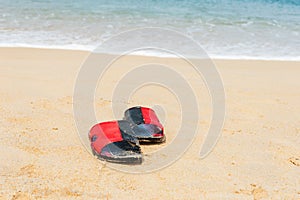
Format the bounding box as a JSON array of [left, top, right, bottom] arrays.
[[88, 106, 166, 164]]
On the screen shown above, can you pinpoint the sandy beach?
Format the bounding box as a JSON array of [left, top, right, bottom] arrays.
[[0, 47, 299, 199]]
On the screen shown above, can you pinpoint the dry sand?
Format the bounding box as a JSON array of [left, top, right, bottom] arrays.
[[0, 47, 299, 199]]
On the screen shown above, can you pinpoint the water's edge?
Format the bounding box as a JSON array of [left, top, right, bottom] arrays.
[[1, 45, 299, 61]]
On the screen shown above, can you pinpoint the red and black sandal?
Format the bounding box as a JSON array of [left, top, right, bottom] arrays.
[[88, 120, 142, 164], [124, 106, 166, 143]]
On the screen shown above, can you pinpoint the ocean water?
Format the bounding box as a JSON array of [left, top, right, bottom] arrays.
[[0, 0, 299, 60]]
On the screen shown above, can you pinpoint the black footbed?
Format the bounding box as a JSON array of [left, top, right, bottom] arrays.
[[93, 140, 142, 165]]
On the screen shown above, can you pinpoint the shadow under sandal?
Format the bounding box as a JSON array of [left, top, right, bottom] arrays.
[[88, 120, 142, 164], [124, 106, 166, 144]]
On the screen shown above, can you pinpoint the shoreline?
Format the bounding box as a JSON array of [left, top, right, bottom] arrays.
[[1, 46, 299, 62]]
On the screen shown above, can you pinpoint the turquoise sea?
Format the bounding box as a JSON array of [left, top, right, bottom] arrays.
[[0, 0, 299, 60]]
